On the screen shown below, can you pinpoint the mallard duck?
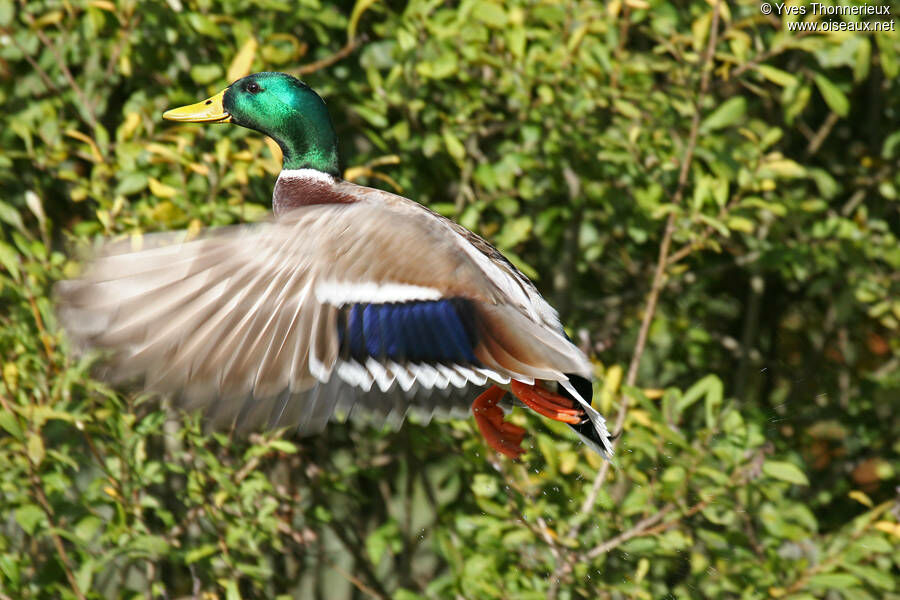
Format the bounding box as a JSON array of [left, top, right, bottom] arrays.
[[56, 72, 613, 459]]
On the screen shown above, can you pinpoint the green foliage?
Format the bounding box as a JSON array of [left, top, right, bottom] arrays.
[[1, 0, 899, 598]]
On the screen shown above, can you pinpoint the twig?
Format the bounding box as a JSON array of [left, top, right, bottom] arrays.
[[2, 28, 59, 93], [573, 0, 724, 533], [729, 30, 815, 80], [609, 5, 633, 89], [665, 190, 746, 266], [583, 505, 674, 560], [545, 5, 725, 596], [294, 35, 368, 76], [806, 112, 839, 156], [553, 23, 736, 600], [0, 394, 87, 600], [326, 519, 389, 599], [25, 286, 55, 363], [536, 515, 564, 562], [105, 14, 140, 78], [325, 557, 386, 600], [24, 18, 98, 129]]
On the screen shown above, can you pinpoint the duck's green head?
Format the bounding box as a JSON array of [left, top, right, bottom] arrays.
[[163, 72, 339, 176]]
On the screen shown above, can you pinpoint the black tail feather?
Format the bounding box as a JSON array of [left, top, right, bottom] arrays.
[[558, 374, 615, 456]]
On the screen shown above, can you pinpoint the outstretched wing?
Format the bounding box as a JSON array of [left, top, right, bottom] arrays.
[[56, 197, 591, 433]]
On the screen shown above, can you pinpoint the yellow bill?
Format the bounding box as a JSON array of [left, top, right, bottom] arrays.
[[162, 89, 231, 123]]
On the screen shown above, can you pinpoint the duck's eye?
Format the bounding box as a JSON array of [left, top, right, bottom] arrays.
[[246, 82, 260, 94]]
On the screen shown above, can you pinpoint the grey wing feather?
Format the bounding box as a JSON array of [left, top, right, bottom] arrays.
[[55, 199, 574, 435]]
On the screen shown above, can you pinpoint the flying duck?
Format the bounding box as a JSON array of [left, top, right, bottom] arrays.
[[55, 72, 613, 460]]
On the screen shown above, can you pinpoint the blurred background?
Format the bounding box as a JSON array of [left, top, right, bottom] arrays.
[[0, 0, 898, 598]]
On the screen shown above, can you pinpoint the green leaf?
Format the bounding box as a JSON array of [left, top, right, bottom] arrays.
[[471, 474, 498, 497], [187, 13, 224, 38], [474, 1, 507, 28], [763, 460, 809, 486], [726, 216, 754, 233], [185, 544, 218, 564], [0, 0, 13, 26], [0, 201, 25, 232], [75, 560, 94, 593], [700, 97, 746, 132], [843, 563, 895, 591], [814, 74, 849, 117], [764, 159, 806, 179], [15, 505, 45, 535], [190, 64, 224, 85], [495, 216, 532, 248], [0, 408, 23, 439], [613, 99, 642, 120], [854, 38, 872, 83], [26, 433, 44, 466], [676, 374, 722, 414], [807, 573, 860, 590], [442, 129, 466, 161], [222, 579, 241, 600], [115, 173, 148, 196], [757, 65, 798, 88], [365, 520, 400, 565], [268, 440, 298, 454], [0, 241, 20, 281]]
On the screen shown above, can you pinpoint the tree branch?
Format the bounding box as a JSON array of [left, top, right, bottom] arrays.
[[294, 35, 368, 76], [583, 505, 674, 560], [0, 394, 87, 600], [22, 15, 98, 129], [570, 0, 724, 540]]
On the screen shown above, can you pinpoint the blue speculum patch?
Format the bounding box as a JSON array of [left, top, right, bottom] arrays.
[[338, 298, 479, 364]]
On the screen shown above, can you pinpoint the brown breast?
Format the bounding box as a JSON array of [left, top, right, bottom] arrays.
[[272, 174, 358, 216]]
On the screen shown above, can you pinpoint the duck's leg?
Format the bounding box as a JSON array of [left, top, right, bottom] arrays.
[[471, 385, 527, 459], [510, 380, 584, 424]]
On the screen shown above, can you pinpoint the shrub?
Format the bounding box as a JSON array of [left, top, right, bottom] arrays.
[[1, 0, 897, 598]]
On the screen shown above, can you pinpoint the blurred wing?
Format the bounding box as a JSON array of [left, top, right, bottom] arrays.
[[56, 198, 589, 433]]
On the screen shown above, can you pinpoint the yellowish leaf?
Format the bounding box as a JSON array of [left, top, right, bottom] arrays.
[[145, 143, 180, 162], [227, 37, 257, 82], [27, 433, 44, 466], [150, 201, 184, 223], [559, 451, 578, 474], [764, 158, 806, 178], [3, 362, 18, 393], [348, 0, 380, 41], [189, 163, 210, 176], [120, 112, 141, 140], [129, 232, 144, 252], [32, 10, 63, 28], [65, 129, 104, 163], [607, 0, 621, 18], [185, 219, 204, 242], [848, 490, 873, 508], [235, 163, 248, 185], [264, 137, 283, 175], [89, 1, 117, 11], [629, 409, 652, 427], [600, 364, 623, 414], [874, 521, 900, 538], [367, 154, 401, 168], [344, 166, 367, 182], [148, 177, 177, 199]]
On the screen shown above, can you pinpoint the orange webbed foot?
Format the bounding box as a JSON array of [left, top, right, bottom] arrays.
[[471, 385, 527, 459], [510, 380, 584, 424]]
